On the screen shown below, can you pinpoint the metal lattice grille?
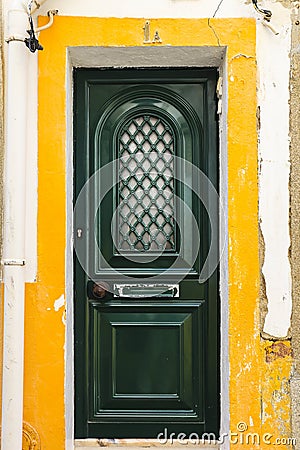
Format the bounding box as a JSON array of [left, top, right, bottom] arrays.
[[118, 115, 175, 252]]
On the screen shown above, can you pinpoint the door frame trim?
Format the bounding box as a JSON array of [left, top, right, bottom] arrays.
[[66, 46, 228, 448], [34, 15, 259, 450]]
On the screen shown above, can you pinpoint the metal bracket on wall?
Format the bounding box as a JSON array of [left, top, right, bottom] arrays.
[[6, 9, 58, 52], [251, 0, 279, 35], [0, 259, 26, 281], [35, 9, 58, 33], [252, 0, 272, 21]]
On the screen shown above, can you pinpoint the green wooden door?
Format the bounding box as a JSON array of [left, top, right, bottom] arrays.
[[74, 68, 219, 439]]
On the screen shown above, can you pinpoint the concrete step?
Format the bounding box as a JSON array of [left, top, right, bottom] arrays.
[[75, 439, 220, 449]]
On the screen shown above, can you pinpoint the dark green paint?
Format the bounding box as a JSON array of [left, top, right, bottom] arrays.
[[74, 68, 219, 439]]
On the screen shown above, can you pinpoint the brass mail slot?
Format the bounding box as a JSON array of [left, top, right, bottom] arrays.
[[113, 284, 179, 298]]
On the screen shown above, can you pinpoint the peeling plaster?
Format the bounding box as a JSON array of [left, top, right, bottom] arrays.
[[265, 341, 293, 363], [230, 53, 255, 60], [62, 309, 67, 326], [257, 2, 293, 339], [54, 295, 66, 325], [54, 294, 65, 312]]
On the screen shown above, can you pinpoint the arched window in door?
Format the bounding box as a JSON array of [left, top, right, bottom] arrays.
[[118, 114, 175, 252]]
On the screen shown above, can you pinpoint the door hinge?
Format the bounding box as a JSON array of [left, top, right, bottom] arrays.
[[216, 76, 223, 115]]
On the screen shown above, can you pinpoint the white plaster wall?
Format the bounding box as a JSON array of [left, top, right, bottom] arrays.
[[2, 0, 293, 447], [38, 0, 254, 19], [256, 3, 292, 338]]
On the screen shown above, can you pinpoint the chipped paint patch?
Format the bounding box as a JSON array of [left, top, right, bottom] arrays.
[[258, 2, 293, 339], [54, 294, 65, 312], [230, 53, 255, 60], [261, 340, 292, 443]]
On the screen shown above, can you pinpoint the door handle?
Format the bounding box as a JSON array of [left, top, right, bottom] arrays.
[[91, 282, 109, 299]]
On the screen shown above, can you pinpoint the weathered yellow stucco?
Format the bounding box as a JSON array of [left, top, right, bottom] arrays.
[[23, 16, 292, 449]]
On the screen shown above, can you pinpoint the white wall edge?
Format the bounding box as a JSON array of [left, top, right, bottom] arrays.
[[256, 3, 292, 338]]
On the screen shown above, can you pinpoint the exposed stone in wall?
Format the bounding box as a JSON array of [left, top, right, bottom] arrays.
[[261, 340, 293, 444], [245, 0, 293, 8], [265, 341, 293, 363], [274, 0, 296, 8]]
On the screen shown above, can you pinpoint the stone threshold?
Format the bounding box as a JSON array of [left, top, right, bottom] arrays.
[[75, 439, 220, 449]]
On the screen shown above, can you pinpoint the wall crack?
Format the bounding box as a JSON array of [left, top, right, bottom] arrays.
[[207, 18, 220, 46], [212, 0, 225, 17]]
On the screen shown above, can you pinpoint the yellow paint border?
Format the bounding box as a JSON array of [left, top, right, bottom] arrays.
[[26, 17, 263, 449]]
